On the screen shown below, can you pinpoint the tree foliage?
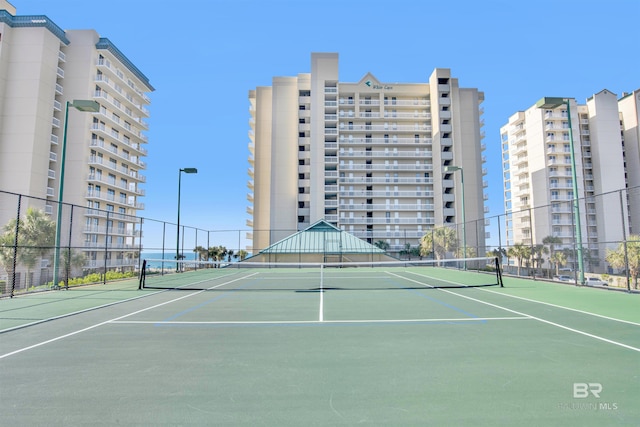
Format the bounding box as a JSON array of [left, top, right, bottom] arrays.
[[507, 243, 531, 276], [374, 240, 390, 251], [420, 227, 458, 260], [0, 208, 55, 288], [605, 236, 640, 289]]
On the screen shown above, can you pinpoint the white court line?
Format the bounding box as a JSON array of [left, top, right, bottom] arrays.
[[152, 270, 259, 290], [319, 266, 324, 322], [112, 316, 529, 325], [478, 287, 640, 326], [0, 273, 259, 360], [388, 271, 640, 353], [0, 290, 165, 334]]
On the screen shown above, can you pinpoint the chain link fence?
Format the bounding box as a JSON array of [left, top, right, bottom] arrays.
[[2, 186, 639, 297]]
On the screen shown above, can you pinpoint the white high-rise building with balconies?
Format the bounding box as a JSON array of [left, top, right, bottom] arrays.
[[500, 89, 640, 273], [248, 53, 487, 256], [0, 2, 153, 280]]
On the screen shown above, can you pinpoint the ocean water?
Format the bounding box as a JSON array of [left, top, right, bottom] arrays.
[[140, 252, 241, 269], [141, 251, 198, 269]]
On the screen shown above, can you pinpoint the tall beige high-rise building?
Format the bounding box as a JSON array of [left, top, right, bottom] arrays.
[[500, 89, 640, 273], [248, 53, 487, 256], [0, 3, 153, 283]]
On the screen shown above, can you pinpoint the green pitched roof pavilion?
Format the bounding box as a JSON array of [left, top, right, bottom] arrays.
[[258, 220, 385, 255]]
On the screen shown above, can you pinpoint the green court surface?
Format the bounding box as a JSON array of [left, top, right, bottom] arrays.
[[0, 267, 638, 426]]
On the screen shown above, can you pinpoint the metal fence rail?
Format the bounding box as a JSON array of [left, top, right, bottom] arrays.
[[2, 186, 639, 297]]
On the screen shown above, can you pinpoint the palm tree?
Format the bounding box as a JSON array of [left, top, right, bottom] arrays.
[[237, 249, 249, 261], [0, 233, 16, 293], [193, 245, 208, 261], [218, 246, 228, 265], [227, 249, 235, 262], [208, 246, 222, 267], [400, 243, 421, 260], [550, 251, 568, 276], [420, 226, 458, 261], [455, 246, 476, 259], [208, 245, 228, 267], [2, 208, 55, 288], [606, 236, 640, 289], [507, 243, 531, 277], [531, 244, 548, 276], [487, 247, 507, 262], [375, 240, 390, 252], [542, 236, 563, 277], [61, 249, 86, 285]]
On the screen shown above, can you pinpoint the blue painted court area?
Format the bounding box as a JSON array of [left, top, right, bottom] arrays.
[[0, 271, 638, 426]]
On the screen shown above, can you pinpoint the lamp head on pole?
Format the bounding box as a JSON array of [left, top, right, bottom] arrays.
[[181, 168, 198, 174], [444, 165, 462, 172], [535, 97, 569, 109], [70, 100, 100, 112]]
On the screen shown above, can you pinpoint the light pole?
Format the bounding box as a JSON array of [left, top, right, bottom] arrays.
[[52, 100, 100, 289], [535, 97, 584, 285], [176, 167, 197, 271], [445, 165, 466, 267]]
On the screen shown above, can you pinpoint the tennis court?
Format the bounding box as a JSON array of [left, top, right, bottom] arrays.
[[1, 261, 638, 426]]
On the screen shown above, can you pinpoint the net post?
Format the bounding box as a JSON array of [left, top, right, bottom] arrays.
[[138, 259, 147, 290], [495, 257, 504, 287]]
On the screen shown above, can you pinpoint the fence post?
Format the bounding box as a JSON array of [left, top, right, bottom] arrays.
[[619, 190, 631, 291], [10, 194, 22, 298], [65, 204, 74, 289], [529, 207, 536, 280], [137, 217, 144, 273], [103, 210, 109, 284]]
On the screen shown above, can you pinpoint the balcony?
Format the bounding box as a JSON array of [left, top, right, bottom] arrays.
[[339, 190, 434, 198], [340, 136, 433, 145], [339, 149, 432, 158], [340, 200, 436, 212], [338, 217, 435, 227], [339, 176, 433, 184], [338, 163, 433, 172]]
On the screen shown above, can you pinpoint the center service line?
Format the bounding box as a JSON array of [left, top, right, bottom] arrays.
[[319, 265, 324, 322]]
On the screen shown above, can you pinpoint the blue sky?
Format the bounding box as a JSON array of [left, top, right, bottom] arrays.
[[12, 0, 640, 248]]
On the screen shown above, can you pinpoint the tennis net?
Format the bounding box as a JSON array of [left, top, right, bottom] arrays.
[[139, 256, 503, 291]]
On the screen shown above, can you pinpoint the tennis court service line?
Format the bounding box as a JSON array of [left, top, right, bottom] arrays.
[[0, 289, 165, 334], [112, 317, 529, 326], [394, 271, 640, 353], [477, 287, 640, 327], [0, 273, 260, 360]]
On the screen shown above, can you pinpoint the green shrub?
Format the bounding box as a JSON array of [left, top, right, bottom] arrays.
[[44, 270, 138, 288]]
